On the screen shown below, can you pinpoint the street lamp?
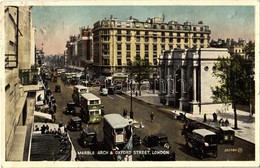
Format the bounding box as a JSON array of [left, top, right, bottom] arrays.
[[130, 79, 133, 119]]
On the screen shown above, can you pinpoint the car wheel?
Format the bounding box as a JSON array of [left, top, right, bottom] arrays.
[[197, 148, 204, 160], [212, 151, 218, 158]]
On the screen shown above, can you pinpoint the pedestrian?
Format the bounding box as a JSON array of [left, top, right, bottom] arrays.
[[59, 121, 63, 128], [213, 112, 217, 122], [225, 119, 229, 126], [203, 114, 207, 122], [135, 91, 138, 97], [219, 118, 224, 126], [123, 109, 127, 118], [150, 112, 154, 122], [53, 103, 57, 113], [35, 125, 39, 131]]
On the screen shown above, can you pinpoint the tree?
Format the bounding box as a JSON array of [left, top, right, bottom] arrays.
[[211, 53, 254, 129], [129, 57, 153, 96]]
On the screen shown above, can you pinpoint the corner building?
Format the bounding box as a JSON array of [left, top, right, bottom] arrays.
[[92, 16, 211, 76]]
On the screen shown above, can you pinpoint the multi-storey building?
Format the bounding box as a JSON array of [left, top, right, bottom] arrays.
[[4, 6, 39, 161], [66, 26, 93, 71], [92, 16, 211, 76], [210, 38, 247, 57], [158, 48, 230, 114]]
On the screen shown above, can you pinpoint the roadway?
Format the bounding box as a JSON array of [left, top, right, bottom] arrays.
[[49, 78, 255, 161]]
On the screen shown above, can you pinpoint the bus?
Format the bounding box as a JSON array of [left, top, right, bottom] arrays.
[[103, 114, 133, 160], [72, 85, 89, 105], [112, 73, 128, 86], [80, 93, 102, 124]]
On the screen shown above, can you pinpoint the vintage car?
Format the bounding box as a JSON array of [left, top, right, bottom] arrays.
[[67, 116, 83, 131], [64, 101, 76, 115], [184, 128, 218, 159], [78, 128, 97, 147], [54, 85, 61, 92], [143, 133, 171, 149], [139, 146, 176, 161], [215, 126, 235, 145]]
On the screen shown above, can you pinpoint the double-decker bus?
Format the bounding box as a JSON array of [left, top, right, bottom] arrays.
[[72, 85, 89, 105], [103, 114, 133, 160], [80, 93, 102, 124]]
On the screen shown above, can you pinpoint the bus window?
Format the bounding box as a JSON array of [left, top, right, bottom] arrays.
[[115, 128, 124, 134]]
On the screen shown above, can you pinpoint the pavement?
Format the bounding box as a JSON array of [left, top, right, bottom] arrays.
[[126, 90, 256, 144]]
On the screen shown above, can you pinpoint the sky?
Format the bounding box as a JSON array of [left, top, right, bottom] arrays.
[[32, 5, 255, 55]]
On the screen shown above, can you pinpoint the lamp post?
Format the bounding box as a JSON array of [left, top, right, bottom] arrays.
[[130, 79, 133, 119]]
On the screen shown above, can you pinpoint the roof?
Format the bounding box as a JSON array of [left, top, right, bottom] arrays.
[[192, 129, 216, 137], [71, 116, 82, 122], [34, 111, 52, 120], [30, 134, 71, 161], [220, 127, 234, 131], [81, 93, 100, 101], [104, 114, 129, 129], [74, 85, 88, 89]]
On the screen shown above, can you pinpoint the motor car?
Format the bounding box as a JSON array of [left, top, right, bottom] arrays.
[[100, 88, 108, 96], [215, 126, 235, 145], [139, 146, 176, 161], [67, 116, 83, 131], [64, 101, 76, 115], [143, 133, 171, 149], [108, 86, 115, 95], [54, 85, 61, 92], [78, 128, 97, 147], [184, 128, 218, 159]]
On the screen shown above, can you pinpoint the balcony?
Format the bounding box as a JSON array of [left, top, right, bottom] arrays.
[[19, 68, 39, 85]]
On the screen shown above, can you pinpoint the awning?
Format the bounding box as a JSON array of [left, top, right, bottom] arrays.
[[34, 111, 52, 120]]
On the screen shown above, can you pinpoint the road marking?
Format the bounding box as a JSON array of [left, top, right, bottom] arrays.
[[115, 94, 125, 99], [108, 95, 114, 99]]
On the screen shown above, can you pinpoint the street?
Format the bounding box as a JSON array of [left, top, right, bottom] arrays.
[[49, 78, 255, 161]]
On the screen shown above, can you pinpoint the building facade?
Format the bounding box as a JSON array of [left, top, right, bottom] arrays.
[[66, 26, 93, 71], [158, 48, 230, 114], [210, 38, 247, 57], [4, 6, 37, 161], [92, 16, 211, 76]]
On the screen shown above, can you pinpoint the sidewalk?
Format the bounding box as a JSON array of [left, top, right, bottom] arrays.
[[126, 90, 255, 144]]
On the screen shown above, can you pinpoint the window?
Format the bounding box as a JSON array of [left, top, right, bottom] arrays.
[[136, 36, 140, 42], [117, 51, 121, 56], [153, 37, 157, 42], [117, 36, 122, 41], [136, 44, 140, 51], [126, 52, 131, 58], [127, 59, 131, 65], [204, 66, 209, 71], [169, 38, 173, 43], [185, 38, 188, 43], [117, 44, 121, 50], [117, 59, 122, 65], [153, 59, 158, 65], [145, 37, 149, 42], [126, 44, 131, 51], [161, 45, 165, 50], [117, 30, 121, 34], [193, 27, 196, 31], [145, 52, 149, 58], [161, 37, 165, 42], [193, 38, 197, 43], [103, 44, 109, 50], [127, 36, 131, 41], [153, 45, 157, 51], [103, 59, 109, 65], [177, 38, 181, 43], [145, 45, 149, 51], [153, 25, 157, 29], [90, 100, 99, 104]]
